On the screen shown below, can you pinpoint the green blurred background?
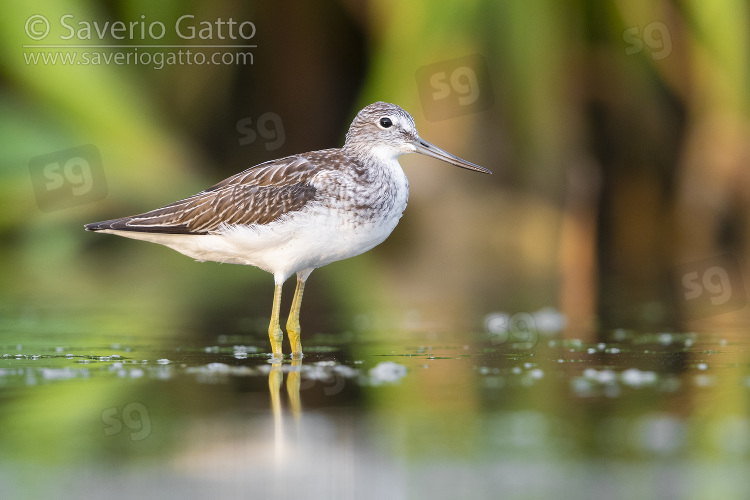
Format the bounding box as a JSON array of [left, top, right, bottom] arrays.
[[4, 0, 750, 340]]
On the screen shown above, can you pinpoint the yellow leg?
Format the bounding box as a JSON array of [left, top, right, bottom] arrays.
[[268, 283, 284, 358], [286, 277, 306, 358]]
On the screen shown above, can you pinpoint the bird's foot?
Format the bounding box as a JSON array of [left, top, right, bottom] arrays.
[[269, 328, 284, 359], [287, 322, 303, 359]]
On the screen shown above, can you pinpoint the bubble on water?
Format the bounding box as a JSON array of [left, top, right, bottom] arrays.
[[332, 365, 359, 378], [585, 369, 616, 384], [697, 363, 708, 370], [512, 366, 522, 375], [621, 368, 657, 388], [369, 361, 407, 385], [529, 368, 544, 379], [533, 307, 567, 333], [684, 339, 694, 348], [65, 354, 74, 359], [587, 348, 596, 354], [484, 312, 509, 334], [659, 333, 673, 345], [156, 359, 170, 365], [607, 347, 621, 354]]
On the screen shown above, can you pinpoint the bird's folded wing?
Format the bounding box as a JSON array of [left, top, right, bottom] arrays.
[[85, 154, 322, 234]]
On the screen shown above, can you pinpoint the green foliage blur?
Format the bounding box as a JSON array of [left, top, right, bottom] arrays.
[[2, 0, 750, 336]]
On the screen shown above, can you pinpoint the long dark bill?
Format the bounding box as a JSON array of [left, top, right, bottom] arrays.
[[413, 138, 492, 174]]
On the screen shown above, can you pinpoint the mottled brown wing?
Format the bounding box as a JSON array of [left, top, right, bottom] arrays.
[[85, 154, 324, 234]]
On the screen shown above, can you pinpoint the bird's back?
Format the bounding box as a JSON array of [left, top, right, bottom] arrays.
[[85, 151, 341, 235]]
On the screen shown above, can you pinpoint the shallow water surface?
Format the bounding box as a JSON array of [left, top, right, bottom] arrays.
[[1, 315, 749, 499]]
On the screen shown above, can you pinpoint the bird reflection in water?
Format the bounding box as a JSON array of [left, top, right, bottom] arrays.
[[268, 359, 302, 464]]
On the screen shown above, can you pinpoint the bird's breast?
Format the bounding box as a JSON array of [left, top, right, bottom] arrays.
[[316, 162, 409, 231]]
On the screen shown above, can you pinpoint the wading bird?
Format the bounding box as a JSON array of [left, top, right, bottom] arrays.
[[85, 102, 490, 358]]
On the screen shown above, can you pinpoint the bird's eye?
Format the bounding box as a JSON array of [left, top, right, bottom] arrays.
[[379, 117, 393, 128]]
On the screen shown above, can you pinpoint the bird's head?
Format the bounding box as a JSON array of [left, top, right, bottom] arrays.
[[343, 101, 491, 174]]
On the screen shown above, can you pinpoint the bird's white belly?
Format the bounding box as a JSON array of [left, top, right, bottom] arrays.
[[217, 200, 404, 277], [104, 198, 405, 282]]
